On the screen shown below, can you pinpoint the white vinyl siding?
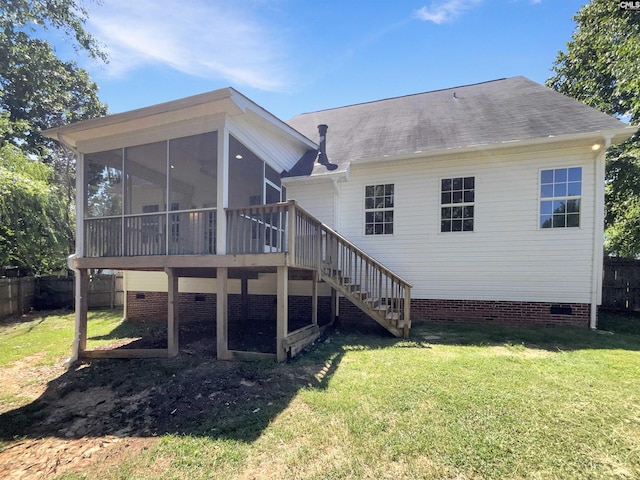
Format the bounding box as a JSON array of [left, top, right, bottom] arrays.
[[285, 182, 335, 228], [336, 146, 597, 304]]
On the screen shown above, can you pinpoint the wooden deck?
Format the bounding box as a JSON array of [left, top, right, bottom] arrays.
[[72, 201, 412, 362]]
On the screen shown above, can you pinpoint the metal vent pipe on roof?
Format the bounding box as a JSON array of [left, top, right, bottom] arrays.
[[317, 124, 328, 163]]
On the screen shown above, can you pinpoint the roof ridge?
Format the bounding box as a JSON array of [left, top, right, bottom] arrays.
[[293, 77, 511, 117]]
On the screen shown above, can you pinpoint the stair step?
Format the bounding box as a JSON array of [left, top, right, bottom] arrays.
[[364, 298, 381, 308], [386, 312, 400, 321], [351, 290, 369, 300], [397, 319, 411, 329]]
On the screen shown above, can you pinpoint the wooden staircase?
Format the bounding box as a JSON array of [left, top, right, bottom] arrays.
[[290, 202, 412, 338], [225, 201, 412, 338]]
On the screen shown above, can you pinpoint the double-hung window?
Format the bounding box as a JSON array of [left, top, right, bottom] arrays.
[[441, 177, 475, 232], [365, 184, 394, 235], [540, 167, 582, 228]]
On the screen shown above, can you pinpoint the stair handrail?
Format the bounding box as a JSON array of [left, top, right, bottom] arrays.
[[289, 200, 413, 288]]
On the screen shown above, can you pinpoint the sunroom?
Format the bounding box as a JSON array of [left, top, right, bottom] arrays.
[[83, 131, 288, 259]]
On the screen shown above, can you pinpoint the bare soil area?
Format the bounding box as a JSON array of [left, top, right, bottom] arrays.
[[0, 319, 331, 479]]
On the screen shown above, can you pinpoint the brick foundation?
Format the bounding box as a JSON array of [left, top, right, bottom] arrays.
[[126, 292, 332, 327], [339, 297, 590, 327], [128, 291, 589, 330]]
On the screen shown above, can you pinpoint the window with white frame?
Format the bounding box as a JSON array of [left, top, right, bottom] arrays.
[[365, 184, 394, 235], [539, 167, 582, 228], [441, 177, 474, 232]]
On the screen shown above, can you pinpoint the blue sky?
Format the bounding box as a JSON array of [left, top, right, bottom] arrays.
[[55, 0, 589, 121]]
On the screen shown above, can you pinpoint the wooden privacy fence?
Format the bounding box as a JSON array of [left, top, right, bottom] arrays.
[[602, 257, 640, 312], [0, 277, 35, 319], [0, 273, 123, 319]]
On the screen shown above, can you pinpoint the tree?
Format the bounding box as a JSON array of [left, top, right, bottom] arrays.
[[547, 0, 640, 257], [0, 0, 107, 156], [0, 1, 108, 269], [0, 141, 69, 274]]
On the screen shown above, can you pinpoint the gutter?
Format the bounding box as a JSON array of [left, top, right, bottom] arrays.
[[590, 135, 612, 330], [349, 127, 637, 166]]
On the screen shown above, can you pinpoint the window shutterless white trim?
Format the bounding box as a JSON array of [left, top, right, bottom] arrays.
[[538, 166, 582, 229], [440, 176, 475, 233], [364, 183, 394, 235]]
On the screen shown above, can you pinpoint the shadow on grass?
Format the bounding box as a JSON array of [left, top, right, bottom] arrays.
[[1, 312, 638, 445], [0, 318, 346, 444], [0, 310, 62, 330]]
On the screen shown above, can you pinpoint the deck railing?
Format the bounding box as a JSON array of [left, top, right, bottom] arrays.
[[83, 200, 411, 334], [291, 202, 412, 332], [85, 216, 123, 258], [84, 208, 217, 257], [226, 203, 287, 254]]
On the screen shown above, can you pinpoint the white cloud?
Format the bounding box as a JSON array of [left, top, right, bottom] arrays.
[[414, 0, 483, 24], [87, 0, 289, 90]]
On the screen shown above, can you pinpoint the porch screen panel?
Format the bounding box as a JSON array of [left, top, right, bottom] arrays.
[[124, 142, 168, 256], [228, 135, 263, 208], [85, 149, 123, 217], [124, 141, 167, 215], [168, 131, 218, 210]]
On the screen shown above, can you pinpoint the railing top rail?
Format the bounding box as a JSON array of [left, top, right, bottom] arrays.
[[225, 202, 291, 213], [289, 200, 413, 288]]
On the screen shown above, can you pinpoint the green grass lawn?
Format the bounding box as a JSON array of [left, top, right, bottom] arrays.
[[1, 310, 639, 479]]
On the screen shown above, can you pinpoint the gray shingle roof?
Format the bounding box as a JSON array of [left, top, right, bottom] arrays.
[[284, 77, 630, 178]]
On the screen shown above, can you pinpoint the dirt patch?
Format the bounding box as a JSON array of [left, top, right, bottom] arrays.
[[0, 436, 154, 480], [0, 326, 332, 478], [0, 353, 67, 415]]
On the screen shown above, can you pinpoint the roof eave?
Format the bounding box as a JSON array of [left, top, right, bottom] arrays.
[[43, 88, 237, 147], [44, 87, 318, 152], [282, 167, 350, 185], [349, 126, 638, 166], [229, 88, 317, 150]]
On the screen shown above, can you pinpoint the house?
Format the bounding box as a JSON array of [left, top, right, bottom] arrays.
[[46, 77, 636, 362]]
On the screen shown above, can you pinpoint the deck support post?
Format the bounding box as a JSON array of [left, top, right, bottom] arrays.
[[276, 265, 289, 362], [75, 268, 89, 358], [216, 266, 230, 359], [403, 286, 411, 339], [311, 270, 318, 326], [166, 267, 179, 357], [241, 275, 249, 329], [330, 287, 338, 325]]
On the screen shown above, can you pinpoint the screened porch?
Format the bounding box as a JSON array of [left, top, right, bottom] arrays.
[[83, 130, 286, 258]]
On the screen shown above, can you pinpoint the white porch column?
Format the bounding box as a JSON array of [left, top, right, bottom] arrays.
[[76, 152, 85, 257], [216, 127, 229, 255]]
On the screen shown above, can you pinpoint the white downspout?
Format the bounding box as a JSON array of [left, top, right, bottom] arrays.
[[59, 135, 84, 364], [590, 136, 612, 330]]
